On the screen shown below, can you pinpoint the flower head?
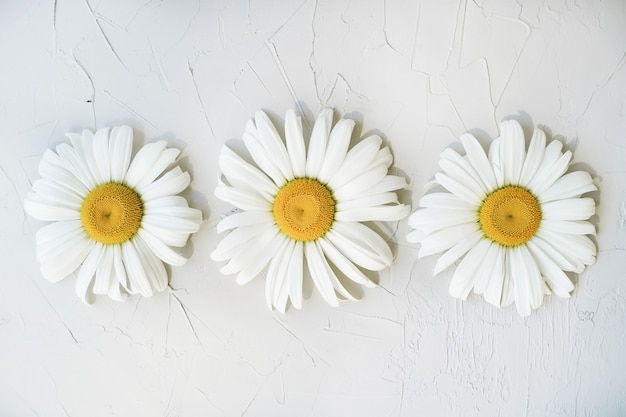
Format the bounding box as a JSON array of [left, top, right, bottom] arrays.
[[24, 126, 202, 302], [212, 109, 410, 312], [407, 120, 597, 316]]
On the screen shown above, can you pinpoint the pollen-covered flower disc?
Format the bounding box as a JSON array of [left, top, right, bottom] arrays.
[[407, 120, 597, 316], [211, 109, 410, 312], [24, 126, 202, 302]]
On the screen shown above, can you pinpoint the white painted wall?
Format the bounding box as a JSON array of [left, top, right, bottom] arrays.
[[1, 0, 625, 416]]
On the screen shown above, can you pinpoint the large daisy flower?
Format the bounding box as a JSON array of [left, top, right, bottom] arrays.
[[211, 109, 410, 312], [407, 120, 597, 316], [24, 126, 202, 303]]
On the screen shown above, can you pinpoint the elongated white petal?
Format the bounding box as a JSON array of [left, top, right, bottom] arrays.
[[527, 240, 574, 297], [542, 198, 595, 221], [525, 140, 567, 195], [305, 241, 340, 306], [255, 111, 294, 181], [337, 192, 398, 211], [243, 120, 286, 186], [24, 194, 80, 221], [326, 222, 392, 271], [418, 223, 479, 258], [211, 223, 275, 262], [133, 236, 169, 294], [449, 238, 491, 300], [112, 244, 130, 291], [215, 183, 271, 211], [306, 108, 333, 178], [333, 163, 388, 201], [137, 167, 190, 200], [109, 126, 133, 182], [67, 130, 101, 185], [440, 148, 488, 195], [235, 232, 284, 285], [219, 146, 277, 201], [121, 240, 157, 297], [219, 226, 278, 276], [40, 235, 94, 283], [541, 219, 595, 235], [126, 141, 180, 189], [335, 204, 409, 222], [318, 237, 375, 287], [435, 172, 483, 205], [31, 179, 82, 209], [432, 231, 483, 275], [539, 171, 596, 203], [287, 241, 304, 309], [499, 119, 526, 185], [460, 133, 497, 190], [39, 150, 90, 197], [265, 237, 291, 311], [487, 137, 505, 188], [328, 135, 382, 191], [285, 110, 306, 178], [408, 207, 476, 234], [75, 241, 104, 303], [56, 142, 96, 190], [317, 118, 355, 182], [92, 126, 112, 183], [93, 245, 114, 295], [518, 128, 546, 186], [216, 210, 273, 233], [483, 245, 505, 307], [472, 241, 499, 295], [138, 228, 187, 266], [347, 175, 407, 198], [418, 192, 475, 211]]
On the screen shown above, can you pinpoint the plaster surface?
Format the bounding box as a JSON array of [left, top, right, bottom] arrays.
[[0, 1, 625, 416]]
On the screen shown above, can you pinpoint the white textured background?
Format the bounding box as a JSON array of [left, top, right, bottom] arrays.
[[1, 0, 625, 416]]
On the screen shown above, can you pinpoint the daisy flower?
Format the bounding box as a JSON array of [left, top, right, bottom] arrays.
[[211, 109, 410, 312], [407, 120, 597, 316], [24, 126, 202, 302]]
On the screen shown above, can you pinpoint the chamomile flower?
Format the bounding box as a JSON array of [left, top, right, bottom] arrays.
[[408, 120, 597, 316], [24, 126, 202, 302], [212, 109, 410, 312]]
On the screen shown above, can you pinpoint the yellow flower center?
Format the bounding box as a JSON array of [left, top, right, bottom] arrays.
[[478, 186, 541, 247], [272, 178, 335, 242], [80, 183, 143, 245]]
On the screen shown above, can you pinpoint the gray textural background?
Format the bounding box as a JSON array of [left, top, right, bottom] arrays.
[[0, 0, 625, 416]]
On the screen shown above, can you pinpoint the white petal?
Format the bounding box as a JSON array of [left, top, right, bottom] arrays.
[[488, 137, 505, 188], [142, 214, 201, 247], [440, 148, 488, 195], [255, 111, 294, 180], [518, 128, 546, 186], [31, 179, 82, 209], [435, 173, 483, 206], [138, 228, 187, 266], [24, 193, 80, 221], [285, 110, 306, 178], [511, 245, 544, 316], [333, 163, 389, 201], [314, 240, 357, 301], [472, 241, 499, 295], [542, 198, 595, 221], [92, 127, 112, 183], [75, 241, 104, 303], [112, 244, 130, 291], [326, 222, 392, 271], [527, 240, 574, 298], [318, 237, 376, 287], [337, 192, 399, 211], [418, 223, 479, 258], [418, 192, 475, 211], [216, 210, 273, 233], [317, 118, 355, 182], [460, 133, 497, 190], [265, 237, 292, 311], [535, 230, 596, 272], [526, 140, 570, 195], [483, 245, 505, 307], [109, 126, 134, 182], [121, 240, 159, 297], [219, 146, 277, 201], [40, 235, 94, 283], [93, 245, 114, 295], [448, 238, 491, 300], [243, 120, 286, 187], [432, 231, 483, 275], [287, 241, 304, 309], [349, 175, 407, 198], [541, 219, 595, 235], [408, 207, 476, 235], [335, 204, 409, 222], [235, 231, 284, 285], [538, 171, 597, 203], [214, 184, 271, 211], [39, 149, 90, 197], [305, 108, 333, 178], [67, 130, 102, 185], [328, 135, 382, 191], [56, 142, 96, 190], [133, 236, 169, 294], [210, 223, 275, 262], [531, 234, 577, 271], [219, 226, 278, 276], [136, 167, 190, 200], [499, 119, 526, 185], [126, 141, 180, 189], [304, 241, 340, 306]]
